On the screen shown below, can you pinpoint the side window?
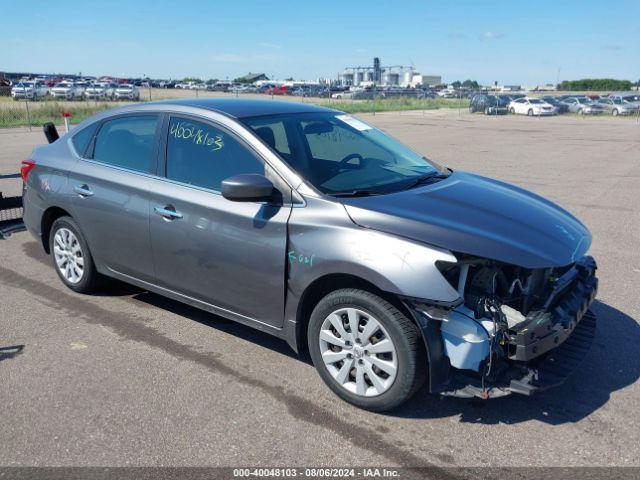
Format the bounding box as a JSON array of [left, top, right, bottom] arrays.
[[166, 117, 265, 191], [248, 120, 291, 155], [71, 122, 99, 157], [93, 115, 159, 173]]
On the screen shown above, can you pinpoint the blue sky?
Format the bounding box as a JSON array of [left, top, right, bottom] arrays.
[[2, 0, 638, 84]]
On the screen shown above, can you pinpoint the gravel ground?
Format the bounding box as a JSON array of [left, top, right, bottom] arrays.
[[0, 109, 638, 468]]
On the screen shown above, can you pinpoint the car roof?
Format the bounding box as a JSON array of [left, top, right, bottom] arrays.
[[148, 98, 337, 119]]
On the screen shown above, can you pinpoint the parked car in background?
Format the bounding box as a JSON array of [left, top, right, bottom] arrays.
[[607, 94, 640, 110], [508, 97, 557, 116], [331, 88, 384, 100], [469, 94, 509, 114], [595, 97, 639, 116], [415, 89, 436, 99], [50, 81, 82, 100], [22, 99, 598, 411], [265, 85, 289, 96], [539, 96, 569, 113], [231, 84, 257, 94], [114, 84, 140, 101], [500, 94, 525, 102], [45, 77, 62, 87], [561, 97, 604, 115], [84, 82, 116, 100], [11, 80, 49, 100]]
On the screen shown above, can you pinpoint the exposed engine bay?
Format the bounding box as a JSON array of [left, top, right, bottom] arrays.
[[427, 255, 598, 398]]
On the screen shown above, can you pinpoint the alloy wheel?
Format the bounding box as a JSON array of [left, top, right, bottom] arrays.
[[318, 307, 398, 397], [53, 228, 85, 284]]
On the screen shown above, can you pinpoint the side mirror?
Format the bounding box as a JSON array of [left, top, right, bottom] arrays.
[[221, 174, 277, 203]]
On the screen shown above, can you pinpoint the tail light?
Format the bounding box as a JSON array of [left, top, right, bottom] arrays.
[[20, 160, 36, 184]]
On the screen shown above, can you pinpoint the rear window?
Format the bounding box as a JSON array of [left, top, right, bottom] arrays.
[[71, 123, 99, 157], [92, 115, 159, 173]]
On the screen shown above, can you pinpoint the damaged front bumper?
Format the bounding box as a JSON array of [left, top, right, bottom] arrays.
[[409, 256, 598, 399], [441, 310, 596, 398]]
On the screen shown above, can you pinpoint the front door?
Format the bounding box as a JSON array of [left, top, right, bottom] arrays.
[[149, 116, 291, 328]]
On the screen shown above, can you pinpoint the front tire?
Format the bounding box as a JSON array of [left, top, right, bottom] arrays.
[[49, 216, 99, 293], [527, 109, 533, 116], [308, 289, 425, 411], [612, 109, 619, 116]]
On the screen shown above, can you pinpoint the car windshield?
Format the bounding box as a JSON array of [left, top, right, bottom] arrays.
[[119, 85, 133, 89], [242, 112, 445, 196], [528, 99, 543, 104], [18, 82, 34, 87], [55, 83, 70, 87]]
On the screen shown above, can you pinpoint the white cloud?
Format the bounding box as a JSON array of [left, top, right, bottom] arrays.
[[480, 31, 503, 41], [258, 42, 282, 49], [254, 53, 285, 62], [210, 53, 246, 63]]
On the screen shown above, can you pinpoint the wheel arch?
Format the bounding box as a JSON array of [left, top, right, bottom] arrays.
[[41, 206, 72, 253], [290, 272, 452, 394], [293, 273, 417, 356]]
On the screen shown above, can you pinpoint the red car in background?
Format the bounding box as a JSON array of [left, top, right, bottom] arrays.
[[45, 77, 62, 87], [264, 85, 289, 95]]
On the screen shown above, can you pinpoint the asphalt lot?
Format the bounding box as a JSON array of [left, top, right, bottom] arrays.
[[0, 110, 639, 468]]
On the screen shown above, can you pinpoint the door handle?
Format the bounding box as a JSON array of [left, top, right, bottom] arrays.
[[154, 205, 183, 220], [74, 184, 94, 197]]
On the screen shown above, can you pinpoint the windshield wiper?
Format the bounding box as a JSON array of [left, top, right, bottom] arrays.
[[329, 189, 382, 198], [400, 172, 449, 191]]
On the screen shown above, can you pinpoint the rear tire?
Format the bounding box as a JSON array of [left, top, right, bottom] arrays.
[[49, 216, 99, 293], [612, 109, 619, 116], [527, 109, 533, 116], [308, 288, 425, 411], [509, 107, 515, 114]]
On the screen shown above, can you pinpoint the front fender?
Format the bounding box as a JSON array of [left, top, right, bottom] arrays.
[[282, 196, 460, 350], [287, 197, 459, 303]]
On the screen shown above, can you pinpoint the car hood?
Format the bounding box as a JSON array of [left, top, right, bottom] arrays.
[[341, 171, 591, 268]]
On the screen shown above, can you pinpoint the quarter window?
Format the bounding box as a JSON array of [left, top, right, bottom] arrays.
[[166, 117, 264, 191], [71, 122, 99, 157], [93, 115, 159, 173]]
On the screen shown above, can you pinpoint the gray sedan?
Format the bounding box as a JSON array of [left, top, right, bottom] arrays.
[[561, 97, 605, 115], [597, 97, 640, 116], [21, 99, 598, 411]]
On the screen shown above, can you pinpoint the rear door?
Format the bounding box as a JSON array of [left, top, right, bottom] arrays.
[[69, 114, 161, 283], [148, 115, 292, 328]]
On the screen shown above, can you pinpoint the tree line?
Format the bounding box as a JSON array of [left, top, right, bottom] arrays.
[[558, 79, 635, 91]]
